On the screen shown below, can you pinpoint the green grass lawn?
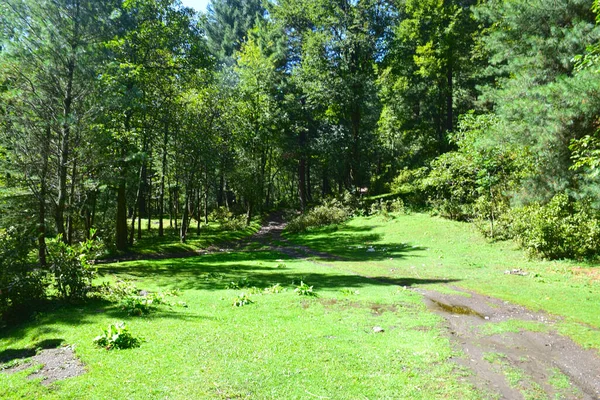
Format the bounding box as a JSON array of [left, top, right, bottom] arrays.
[[0, 251, 478, 399], [2, 212, 599, 398], [284, 213, 600, 349]]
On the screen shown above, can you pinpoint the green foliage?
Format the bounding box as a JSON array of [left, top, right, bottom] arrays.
[[507, 193, 600, 260], [0, 228, 47, 318], [93, 322, 142, 350], [264, 283, 284, 294], [294, 281, 317, 297], [369, 198, 406, 219], [46, 234, 101, 301], [119, 295, 155, 316], [286, 199, 350, 233], [232, 293, 253, 307], [209, 207, 249, 231], [422, 113, 522, 233], [340, 288, 359, 296]]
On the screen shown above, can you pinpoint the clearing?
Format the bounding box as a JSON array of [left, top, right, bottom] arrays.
[[1, 213, 600, 399]]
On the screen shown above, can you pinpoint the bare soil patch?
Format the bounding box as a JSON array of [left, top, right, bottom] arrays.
[[419, 287, 600, 399], [2, 346, 85, 386]]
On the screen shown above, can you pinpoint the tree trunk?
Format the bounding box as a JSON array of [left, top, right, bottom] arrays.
[[446, 58, 453, 135], [55, 62, 75, 241], [180, 190, 190, 243], [66, 157, 77, 244], [116, 179, 128, 252], [129, 163, 144, 246], [38, 125, 51, 266]]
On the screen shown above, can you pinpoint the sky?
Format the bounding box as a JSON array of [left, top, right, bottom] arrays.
[[180, 0, 210, 12]]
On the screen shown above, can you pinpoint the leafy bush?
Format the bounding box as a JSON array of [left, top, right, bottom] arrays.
[[390, 167, 428, 206], [0, 228, 48, 319], [369, 198, 406, 218], [46, 234, 101, 301], [508, 193, 600, 260], [286, 199, 350, 233], [210, 206, 246, 231], [93, 322, 142, 350], [294, 281, 317, 297], [232, 293, 253, 307]]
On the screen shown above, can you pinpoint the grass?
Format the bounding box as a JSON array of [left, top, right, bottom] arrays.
[[0, 251, 480, 399], [2, 211, 600, 398], [110, 218, 260, 257], [284, 213, 600, 349]]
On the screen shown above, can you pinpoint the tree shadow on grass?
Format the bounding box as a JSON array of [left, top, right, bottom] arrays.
[[0, 338, 64, 364], [97, 251, 457, 292]]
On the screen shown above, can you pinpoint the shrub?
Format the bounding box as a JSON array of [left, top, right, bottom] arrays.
[[369, 198, 406, 218], [0, 228, 48, 319], [93, 322, 142, 350], [46, 234, 101, 301], [210, 206, 246, 231], [286, 199, 350, 233], [508, 193, 600, 260]]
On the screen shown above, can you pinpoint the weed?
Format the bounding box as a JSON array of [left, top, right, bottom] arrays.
[[264, 283, 284, 294], [340, 288, 359, 296], [93, 322, 142, 350], [294, 281, 317, 297], [119, 295, 154, 316], [226, 278, 252, 290], [232, 293, 253, 307]]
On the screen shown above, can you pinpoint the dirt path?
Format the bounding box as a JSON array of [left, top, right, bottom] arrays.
[[251, 215, 600, 400]]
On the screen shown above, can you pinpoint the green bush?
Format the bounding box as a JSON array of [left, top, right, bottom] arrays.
[[286, 199, 350, 233], [508, 193, 600, 260], [93, 322, 142, 350], [47, 234, 101, 301], [210, 207, 247, 230], [369, 198, 406, 218], [0, 228, 48, 319]]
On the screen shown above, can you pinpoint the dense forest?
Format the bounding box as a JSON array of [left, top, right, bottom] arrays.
[[1, 0, 600, 311]]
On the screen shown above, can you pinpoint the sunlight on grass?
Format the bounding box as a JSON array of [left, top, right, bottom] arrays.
[[285, 213, 600, 350], [0, 250, 480, 399]]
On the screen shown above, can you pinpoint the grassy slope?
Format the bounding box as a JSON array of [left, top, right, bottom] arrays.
[[0, 251, 478, 399], [285, 213, 600, 349], [3, 212, 599, 398]]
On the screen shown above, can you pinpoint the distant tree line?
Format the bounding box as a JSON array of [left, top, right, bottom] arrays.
[[1, 0, 600, 264]]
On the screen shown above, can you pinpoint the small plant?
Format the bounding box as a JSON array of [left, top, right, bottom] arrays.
[[248, 286, 263, 295], [93, 322, 141, 350], [119, 295, 154, 316], [340, 288, 359, 296], [294, 281, 317, 297], [233, 293, 253, 307], [276, 263, 287, 269], [264, 283, 284, 294], [226, 277, 251, 290]]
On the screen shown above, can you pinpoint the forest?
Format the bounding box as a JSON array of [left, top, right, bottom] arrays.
[[2, 1, 600, 397]]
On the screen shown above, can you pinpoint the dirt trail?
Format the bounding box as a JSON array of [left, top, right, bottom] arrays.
[[252, 215, 600, 400]]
